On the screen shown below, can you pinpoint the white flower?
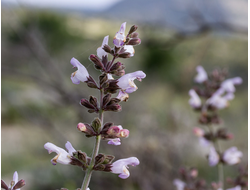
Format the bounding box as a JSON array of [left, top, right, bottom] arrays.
[[44, 141, 76, 165], [208, 147, 220, 166], [194, 66, 208, 83], [221, 77, 242, 93], [227, 186, 241, 190], [70, 58, 89, 84], [207, 88, 234, 109], [223, 147, 243, 165], [111, 157, 139, 179], [113, 22, 126, 47], [173, 179, 186, 190], [97, 35, 109, 59], [117, 71, 146, 93], [189, 89, 201, 108], [108, 138, 121, 146], [124, 45, 135, 57]]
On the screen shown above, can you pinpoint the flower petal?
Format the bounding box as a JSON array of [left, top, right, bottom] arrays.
[[97, 35, 109, 58], [111, 157, 139, 179], [124, 45, 135, 56], [223, 147, 243, 165], [108, 138, 121, 146], [221, 77, 242, 92], [208, 147, 219, 166], [189, 89, 201, 108], [173, 179, 186, 190], [113, 22, 126, 47], [44, 142, 71, 165], [65, 141, 76, 156], [70, 58, 89, 84], [194, 66, 208, 83], [13, 171, 18, 184]]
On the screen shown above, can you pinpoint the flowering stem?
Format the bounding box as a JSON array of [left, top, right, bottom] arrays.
[[81, 135, 101, 190], [208, 124, 224, 190], [81, 89, 104, 190], [215, 139, 224, 190]]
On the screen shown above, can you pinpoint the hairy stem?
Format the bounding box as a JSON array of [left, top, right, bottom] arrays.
[[208, 124, 224, 189], [81, 90, 104, 190], [215, 139, 224, 189]]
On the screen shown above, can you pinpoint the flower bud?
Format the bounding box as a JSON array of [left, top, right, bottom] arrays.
[[103, 155, 115, 164], [13, 179, 25, 190], [105, 80, 120, 94], [91, 118, 102, 133], [89, 54, 104, 70], [1, 180, 8, 190], [77, 123, 96, 137], [103, 44, 112, 54], [95, 153, 106, 165], [80, 99, 95, 109], [130, 32, 139, 38], [127, 38, 141, 46], [99, 73, 108, 87], [70, 157, 86, 168], [85, 76, 98, 89], [118, 129, 129, 138], [89, 96, 98, 108], [128, 25, 138, 35], [107, 126, 121, 137], [118, 52, 131, 58]]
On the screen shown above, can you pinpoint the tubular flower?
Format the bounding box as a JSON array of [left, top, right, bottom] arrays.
[[117, 71, 146, 93], [222, 147, 243, 165], [108, 138, 121, 146], [207, 88, 234, 109], [221, 77, 242, 93], [44, 141, 76, 165], [194, 66, 208, 83], [208, 146, 220, 166], [113, 22, 126, 47], [173, 179, 186, 190], [70, 57, 89, 84], [111, 157, 140, 179], [97, 35, 109, 59], [116, 90, 129, 102], [188, 89, 201, 108], [124, 45, 135, 57]]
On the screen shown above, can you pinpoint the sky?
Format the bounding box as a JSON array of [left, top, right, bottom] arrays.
[[1, 0, 123, 11]]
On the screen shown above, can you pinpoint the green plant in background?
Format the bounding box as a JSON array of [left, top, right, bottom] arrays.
[[173, 66, 247, 190]]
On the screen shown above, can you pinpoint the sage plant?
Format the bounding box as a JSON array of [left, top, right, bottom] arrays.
[[44, 22, 145, 190], [174, 66, 247, 190]]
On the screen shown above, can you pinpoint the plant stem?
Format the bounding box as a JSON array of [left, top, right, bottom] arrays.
[[81, 135, 101, 190], [209, 124, 224, 189], [81, 90, 104, 190], [215, 139, 224, 190]]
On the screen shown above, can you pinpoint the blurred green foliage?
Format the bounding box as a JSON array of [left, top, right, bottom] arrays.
[[1, 7, 247, 190]]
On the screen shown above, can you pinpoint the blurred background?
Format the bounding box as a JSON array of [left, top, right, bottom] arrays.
[[1, 0, 248, 189]]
